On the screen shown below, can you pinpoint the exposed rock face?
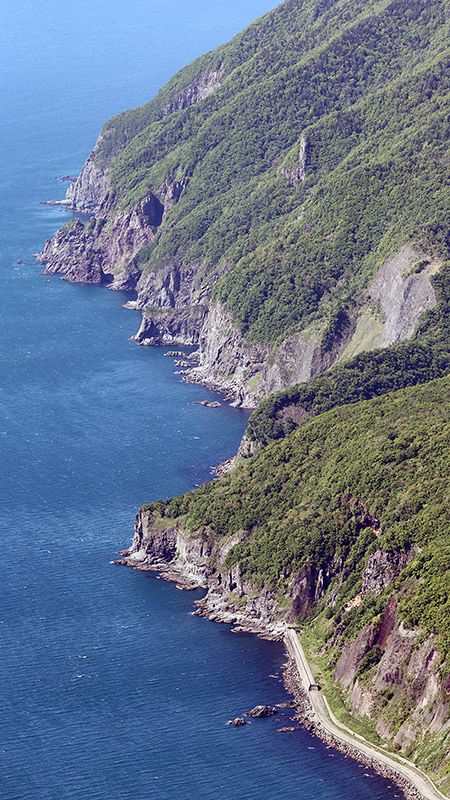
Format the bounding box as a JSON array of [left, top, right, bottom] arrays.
[[37, 219, 110, 285], [368, 246, 437, 347], [132, 286, 348, 406], [133, 305, 207, 347], [341, 246, 438, 362], [289, 564, 331, 620], [38, 130, 439, 407], [335, 621, 380, 689], [45, 234, 437, 406], [164, 68, 223, 115], [362, 548, 416, 597], [183, 302, 334, 407], [236, 434, 261, 461], [282, 136, 308, 184], [37, 193, 163, 286], [117, 508, 287, 637], [158, 176, 189, 215], [334, 557, 450, 755], [336, 606, 450, 751], [130, 260, 209, 345], [107, 195, 164, 278], [66, 143, 110, 213], [135, 261, 205, 314]]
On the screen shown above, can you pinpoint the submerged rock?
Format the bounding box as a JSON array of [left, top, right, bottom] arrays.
[[193, 400, 222, 408], [39, 199, 71, 206]]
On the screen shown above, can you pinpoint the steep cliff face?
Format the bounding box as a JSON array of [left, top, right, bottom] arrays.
[[246, 264, 449, 448], [120, 508, 351, 637], [118, 508, 287, 637], [37, 133, 441, 403], [183, 246, 439, 406], [186, 302, 327, 407], [339, 610, 447, 751], [334, 549, 449, 751], [66, 144, 110, 213], [340, 246, 439, 363], [38, 187, 440, 405], [37, 189, 164, 287], [130, 260, 208, 344], [163, 67, 223, 114], [126, 284, 343, 405]]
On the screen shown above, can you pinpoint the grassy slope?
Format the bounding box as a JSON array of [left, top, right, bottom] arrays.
[[91, 0, 449, 345]]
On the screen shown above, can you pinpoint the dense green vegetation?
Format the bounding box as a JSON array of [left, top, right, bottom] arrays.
[[247, 265, 450, 445], [147, 377, 450, 664], [92, 0, 449, 345]]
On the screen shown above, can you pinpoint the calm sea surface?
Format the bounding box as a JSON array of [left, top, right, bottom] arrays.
[[0, 2, 404, 798]]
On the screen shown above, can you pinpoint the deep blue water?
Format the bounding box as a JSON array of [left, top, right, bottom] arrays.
[[0, 2, 405, 798]]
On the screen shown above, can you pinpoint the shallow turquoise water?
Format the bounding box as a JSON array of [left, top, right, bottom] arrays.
[[0, 2, 405, 798]]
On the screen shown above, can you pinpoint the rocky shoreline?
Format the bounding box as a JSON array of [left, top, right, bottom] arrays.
[[114, 549, 428, 800], [32, 5, 448, 793], [283, 661, 424, 800]]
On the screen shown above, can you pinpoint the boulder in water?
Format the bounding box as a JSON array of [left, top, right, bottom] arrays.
[[246, 705, 278, 718]]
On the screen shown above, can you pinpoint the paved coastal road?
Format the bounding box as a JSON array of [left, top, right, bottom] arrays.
[[285, 628, 448, 800]]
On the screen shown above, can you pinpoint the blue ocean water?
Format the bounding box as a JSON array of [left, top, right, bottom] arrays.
[[0, 2, 405, 798]]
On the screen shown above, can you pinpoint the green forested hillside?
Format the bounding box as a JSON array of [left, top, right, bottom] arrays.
[[93, 0, 449, 344], [150, 377, 450, 664], [101, 3, 450, 780]]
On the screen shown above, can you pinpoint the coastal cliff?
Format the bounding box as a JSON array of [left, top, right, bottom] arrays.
[[120, 509, 449, 763], [117, 377, 450, 793], [37, 160, 441, 406], [118, 508, 287, 637], [37, 0, 449, 406]]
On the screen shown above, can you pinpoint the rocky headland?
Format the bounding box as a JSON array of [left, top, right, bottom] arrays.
[[37, 0, 447, 411], [114, 503, 448, 800]]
